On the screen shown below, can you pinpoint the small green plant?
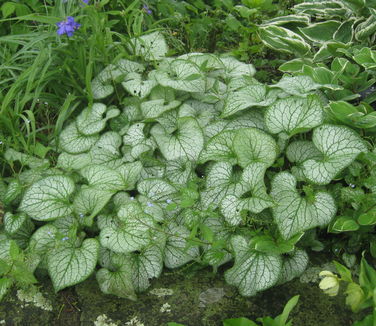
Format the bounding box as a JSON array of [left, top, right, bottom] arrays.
[[319, 256, 376, 325]]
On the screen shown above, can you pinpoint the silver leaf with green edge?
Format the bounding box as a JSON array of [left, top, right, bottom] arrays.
[[90, 132, 123, 169], [141, 99, 181, 119], [224, 235, 283, 296], [59, 122, 99, 154], [271, 172, 336, 240], [57, 152, 92, 171], [165, 159, 194, 185], [199, 130, 237, 164], [19, 175, 74, 221], [4, 212, 30, 235], [48, 238, 99, 292], [76, 103, 120, 136], [29, 224, 58, 256], [128, 31, 168, 61], [137, 178, 177, 202], [277, 249, 309, 284], [265, 94, 324, 135], [178, 100, 218, 128], [122, 72, 157, 98], [234, 128, 278, 168], [201, 162, 246, 209], [164, 223, 200, 268], [221, 163, 274, 225], [302, 124, 368, 185], [221, 85, 274, 118], [270, 75, 322, 97], [154, 59, 206, 93], [151, 117, 204, 161], [219, 56, 256, 78], [286, 140, 323, 164], [99, 202, 155, 253]]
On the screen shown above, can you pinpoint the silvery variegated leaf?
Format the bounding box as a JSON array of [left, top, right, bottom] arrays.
[[178, 100, 218, 128], [141, 99, 181, 119], [271, 75, 322, 97], [90, 132, 123, 169], [199, 130, 237, 164], [4, 212, 30, 235], [151, 117, 204, 161], [165, 159, 194, 185], [123, 122, 147, 145], [96, 257, 136, 300], [265, 94, 324, 135], [271, 172, 336, 240], [76, 103, 120, 136], [128, 243, 165, 292], [128, 31, 168, 61], [234, 128, 278, 168], [155, 109, 179, 134], [201, 162, 246, 209], [222, 85, 275, 118], [227, 76, 262, 91], [178, 52, 224, 71], [137, 195, 165, 222], [302, 124, 368, 185], [164, 223, 200, 268], [73, 186, 114, 226], [99, 202, 155, 253], [154, 59, 206, 93], [59, 122, 99, 154], [137, 178, 177, 202], [286, 140, 323, 164], [220, 163, 273, 225], [19, 176, 74, 221], [29, 224, 58, 255], [48, 238, 99, 292], [53, 215, 78, 236], [56, 152, 91, 170], [224, 235, 282, 296], [122, 72, 157, 98], [277, 249, 309, 284], [219, 56, 256, 78]]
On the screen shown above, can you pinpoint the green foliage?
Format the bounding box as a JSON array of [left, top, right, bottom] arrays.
[[0, 30, 372, 302]]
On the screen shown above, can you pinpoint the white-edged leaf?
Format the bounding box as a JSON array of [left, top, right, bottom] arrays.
[[234, 128, 278, 168], [271, 172, 336, 239], [302, 124, 368, 185], [164, 224, 199, 268], [151, 117, 204, 161], [19, 176, 74, 221], [265, 94, 324, 135], [271, 75, 322, 97], [129, 31, 168, 60], [224, 235, 282, 296], [48, 238, 99, 292], [59, 122, 99, 154], [222, 85, 275, 118], [99, 202, 154, 253], [76, 103, 120, 136]]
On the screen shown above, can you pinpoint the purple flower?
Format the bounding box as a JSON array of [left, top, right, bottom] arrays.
[[166, 199, 172, 204], [62, 236, 69, 241], [56, 16, 81, 37], [147, 202, 154, 207], [82, 0, 89, 3], [143, 4, 152, 15]]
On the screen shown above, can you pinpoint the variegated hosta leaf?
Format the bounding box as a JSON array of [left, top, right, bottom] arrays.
[[59, 123, 99, 154], [90, 132, 123, 169], [76, 103, 120, 136], [265, 94, 324, 135], [220, 163, 273, 225], [277, 249, 309, 284], [271, 172, 336, 240], [201, 162, 246, 209], [302, 124, 368, 185], [164, 224, 200, 268], [57, 152, 91, 170], [99, 202, 155, 253], [222, 85, 275, 118], [141, 99, 181, 119], [128, 244, 164, 292], [154, 59, 206, 93], [165, 159, 194, 185], [122, 72, 157, 99], [270, 75, 322, 97], [234, 128, 278, 168], [48, 238, 99, 292], [225, 235, 282, 296], [129, 31, 168, 61], [286, 140, 323, 164], [151, 117, 204, 161], [199, 130, 237, 164], [219, 56, 256, 78], [73, 186, 114, 226], [19, 176, 74, 221], [137, 179, 177, 202]]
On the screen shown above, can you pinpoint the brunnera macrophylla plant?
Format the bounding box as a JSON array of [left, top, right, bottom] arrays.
[[0, 32, 371, 301]]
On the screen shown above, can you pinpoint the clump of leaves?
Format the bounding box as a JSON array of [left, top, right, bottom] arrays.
[[0, 32, 371, 300]]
